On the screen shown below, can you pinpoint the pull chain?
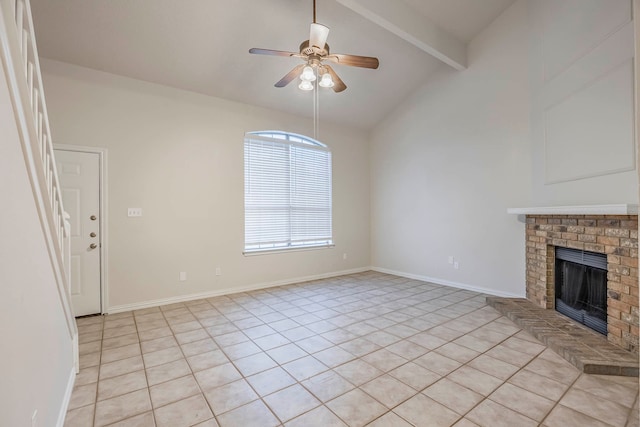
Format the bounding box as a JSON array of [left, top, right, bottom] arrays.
[[313, 69, 319, 140], [312, 0, 319, 139]]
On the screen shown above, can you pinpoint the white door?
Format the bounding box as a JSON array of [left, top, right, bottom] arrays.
[[55, 149, 101, 316]]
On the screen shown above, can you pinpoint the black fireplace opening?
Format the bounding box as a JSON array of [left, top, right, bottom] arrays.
[[555, 247, 608, 335]]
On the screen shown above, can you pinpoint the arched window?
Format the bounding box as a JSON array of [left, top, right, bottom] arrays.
[[244, 131, 333, 253]]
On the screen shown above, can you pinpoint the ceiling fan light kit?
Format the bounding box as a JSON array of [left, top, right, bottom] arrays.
[[249, 0, 379, 93], [298, 65, 335, 90], [300, 66, 317, 82], [319, 73, 334, 88], [299, 80, 314, 91]]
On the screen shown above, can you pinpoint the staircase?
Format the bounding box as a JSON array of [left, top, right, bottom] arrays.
[[0, 0, 78, 368]]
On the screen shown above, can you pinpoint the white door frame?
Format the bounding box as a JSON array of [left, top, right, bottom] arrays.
[[54, 144, 109, 314]]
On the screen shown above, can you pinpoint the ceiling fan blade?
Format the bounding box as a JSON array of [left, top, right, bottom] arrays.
[[249, 48, 299, 57], [326, 53, 379, 69], [324, 65, 347, 93], [275, 64, 306, 88]]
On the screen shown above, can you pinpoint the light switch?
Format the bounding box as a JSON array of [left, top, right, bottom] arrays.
[[128, 208, 142, 217]]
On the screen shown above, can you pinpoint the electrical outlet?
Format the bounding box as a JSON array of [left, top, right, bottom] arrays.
[[343, 253, 347, 260], [127, 208, 142, 217], [179, 272, 187, 282], [215, 267, 221, 276], [448, 256, 454, 265], [453, 261, 460, 270]]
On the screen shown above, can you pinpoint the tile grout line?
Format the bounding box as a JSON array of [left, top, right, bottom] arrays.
[[133, 310, 157, 427], [92, 317, 103, 427], [280, 304, 526, 426], [187, 301, 227, 427], [374, 314, 529, 426]]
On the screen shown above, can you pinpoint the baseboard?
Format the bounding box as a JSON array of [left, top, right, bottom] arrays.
[[56, 366, 76, 427], [73, 330, 79, 374], [371, 266, 524, 298], [107, 267, 372, 314]]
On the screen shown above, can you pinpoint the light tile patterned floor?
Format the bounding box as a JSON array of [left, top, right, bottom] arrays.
[[65, 271, 640, 427]]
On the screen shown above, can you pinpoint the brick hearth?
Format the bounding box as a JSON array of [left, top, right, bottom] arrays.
[[525, 215, 638, 353], [487, 297, 639, 376]]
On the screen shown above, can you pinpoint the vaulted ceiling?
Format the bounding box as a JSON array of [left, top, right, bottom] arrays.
[[30, 0, 515, 130]]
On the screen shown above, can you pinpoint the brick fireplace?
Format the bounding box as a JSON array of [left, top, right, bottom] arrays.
[[524, 214, 638, 353]]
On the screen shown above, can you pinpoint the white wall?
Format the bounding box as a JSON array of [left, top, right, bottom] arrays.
[[370, 0, 638, 297], [370, 0, 531, 297], [529, 0, 637, 205], [41, 60, 371, 310], [0, 56, 74, 427]]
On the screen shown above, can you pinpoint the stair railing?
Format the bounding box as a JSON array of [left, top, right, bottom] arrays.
[[0, 0, 77, 358]]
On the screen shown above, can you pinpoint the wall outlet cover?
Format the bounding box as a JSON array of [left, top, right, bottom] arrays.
[[127, 208, 142, 217]]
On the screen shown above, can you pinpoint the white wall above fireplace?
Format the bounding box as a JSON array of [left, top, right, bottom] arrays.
[[529, 0, 638, 206], [507, 204, 639, 215]]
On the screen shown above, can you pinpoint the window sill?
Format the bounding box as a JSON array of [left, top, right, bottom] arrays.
[[243, 244, 335, 256]]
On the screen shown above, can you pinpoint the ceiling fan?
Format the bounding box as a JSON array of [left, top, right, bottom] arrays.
[[249, 0, 379, 93]]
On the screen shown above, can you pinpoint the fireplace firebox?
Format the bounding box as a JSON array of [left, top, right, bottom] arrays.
[[555, 247, 608, 335]]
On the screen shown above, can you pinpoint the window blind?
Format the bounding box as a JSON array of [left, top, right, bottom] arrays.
[[244, 132, 332, 252]]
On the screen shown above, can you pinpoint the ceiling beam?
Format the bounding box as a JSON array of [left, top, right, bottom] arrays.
[[335, 0, 467, 70]]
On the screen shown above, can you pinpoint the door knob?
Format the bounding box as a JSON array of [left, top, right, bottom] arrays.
[[90, 232, 96, 237], [90, 215, 97, 220], [89, 243, 98, 249]]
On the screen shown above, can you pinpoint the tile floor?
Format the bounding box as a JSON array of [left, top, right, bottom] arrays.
[[65, 271, 640, 427]]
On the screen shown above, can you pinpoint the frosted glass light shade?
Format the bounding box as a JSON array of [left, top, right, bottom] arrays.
[[298, 80, 314, 91], [319, 73, 334, 88], [300, 66, 316, 82], [309, 23, 329, 49]]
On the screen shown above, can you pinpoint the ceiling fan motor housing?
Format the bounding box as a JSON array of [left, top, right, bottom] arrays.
[[300, 40, 329, 57]]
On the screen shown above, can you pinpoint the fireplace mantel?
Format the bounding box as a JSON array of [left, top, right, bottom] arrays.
[[507, 204, 639, 215]]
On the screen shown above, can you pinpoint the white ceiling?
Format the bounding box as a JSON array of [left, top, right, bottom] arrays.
[[30, 0, 515, 130]]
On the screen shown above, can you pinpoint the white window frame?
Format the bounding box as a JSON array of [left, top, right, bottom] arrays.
[[244, 131, 334, 255]]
